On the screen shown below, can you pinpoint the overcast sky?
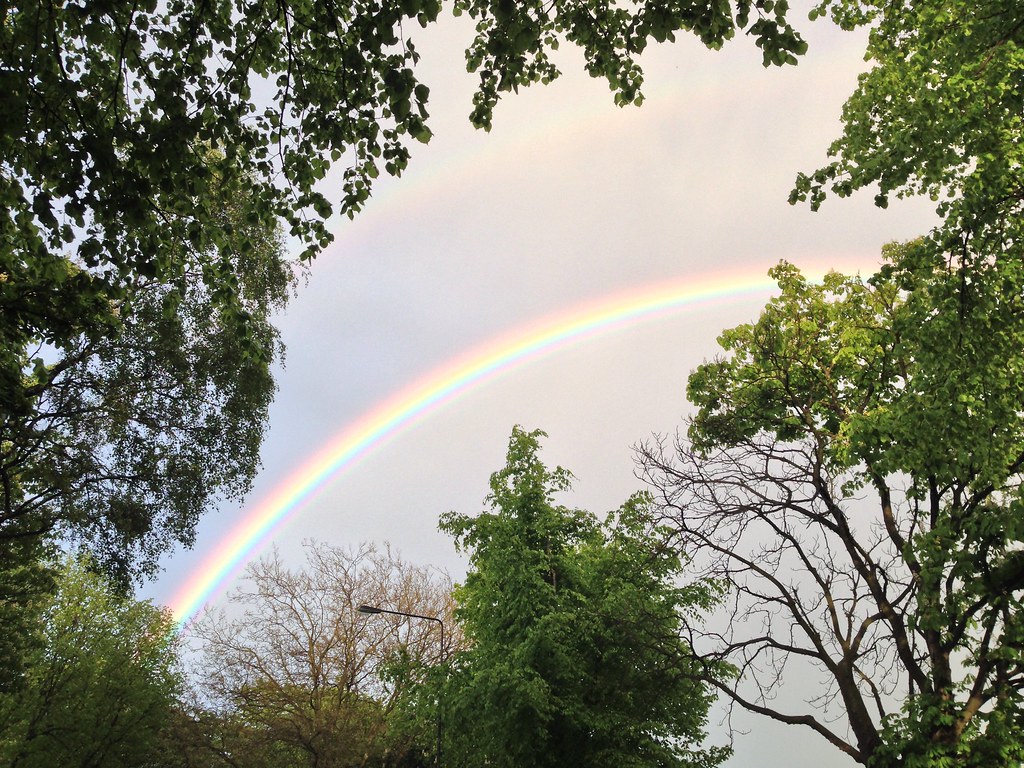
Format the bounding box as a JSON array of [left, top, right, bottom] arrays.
[[143, 11, 938, 766]]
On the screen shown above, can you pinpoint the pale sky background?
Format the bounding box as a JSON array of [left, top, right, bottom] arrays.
[[143, 9, 938, 767]]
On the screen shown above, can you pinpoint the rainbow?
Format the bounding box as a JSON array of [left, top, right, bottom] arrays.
[[168, 261, 867, 627]]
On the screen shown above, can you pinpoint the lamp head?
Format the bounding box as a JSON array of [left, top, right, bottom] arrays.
[[357, 604, 383, 614]]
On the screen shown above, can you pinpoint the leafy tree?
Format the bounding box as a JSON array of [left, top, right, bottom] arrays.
[[433, 427, 726, 768], [0, 555, 181, 768], [752, 5, 1024, 759], [189, 540, 453, 768], [640, 256, 1024, 767], [791, 1, 1023, 271], [0, 539, 53, 696], [152, 703, 308, 768], [1, 177, 293, 583]]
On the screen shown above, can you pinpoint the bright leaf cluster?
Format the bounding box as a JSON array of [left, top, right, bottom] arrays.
[[433, 427, 728, 768]]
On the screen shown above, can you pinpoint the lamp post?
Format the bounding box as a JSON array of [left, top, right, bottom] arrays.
[[358, 604, 445, 768]]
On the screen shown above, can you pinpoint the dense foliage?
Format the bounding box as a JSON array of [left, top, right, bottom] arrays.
[[433, 428, 726, 768], [0, 556, 181, 768], [0, 540, 52, 697], [1, 178, 293, 582], [642, 256, 1024, 767], [792, 0, 1023, 269]]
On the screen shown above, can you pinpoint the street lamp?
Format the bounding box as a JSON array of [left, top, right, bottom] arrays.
[[358, 604, 445, 767]]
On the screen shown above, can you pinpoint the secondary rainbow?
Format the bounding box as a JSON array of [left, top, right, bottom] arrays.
[[168, 262, 859, 627]]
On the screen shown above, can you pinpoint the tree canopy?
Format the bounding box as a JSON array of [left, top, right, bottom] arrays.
[[791, 0, 1023, 271], [434, 427, 727, 768], [641, 255, 1024, 767], [0, 556, 181, 768], [1, 178, 293, 582]]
